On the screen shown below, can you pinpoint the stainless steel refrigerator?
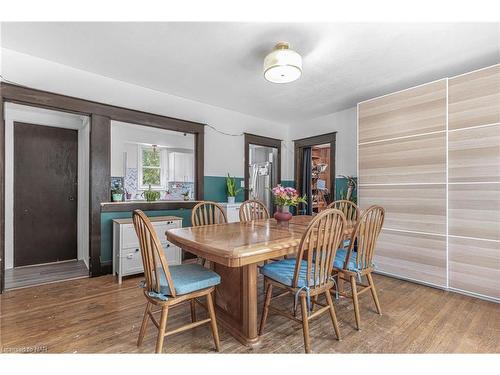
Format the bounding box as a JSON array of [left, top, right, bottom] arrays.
[[249, 161, 273, 213]]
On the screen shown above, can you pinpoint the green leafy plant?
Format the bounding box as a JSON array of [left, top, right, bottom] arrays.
[[338, 175, 357, 202], [226, 174, 242, 197], [142, 185, 160, 202], [339, 189, 357, 205], [111, 187, 124, 195]]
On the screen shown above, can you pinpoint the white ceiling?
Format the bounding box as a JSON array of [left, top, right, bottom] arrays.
[[2, 22, 499, 123]]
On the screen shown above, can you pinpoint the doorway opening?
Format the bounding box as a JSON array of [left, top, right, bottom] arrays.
[[244, 133, 281, 214], [4, 103, 90, 290], [294, 133, 336, 215]]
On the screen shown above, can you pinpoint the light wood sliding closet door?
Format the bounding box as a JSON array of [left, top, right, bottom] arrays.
[[448, 65, 500, 300], [358, 79, 448, 287]]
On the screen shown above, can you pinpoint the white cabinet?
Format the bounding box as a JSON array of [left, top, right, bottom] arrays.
[[219, 202, 242, 223], [168, 152, 194, 182], [112, 216, 182, 283]]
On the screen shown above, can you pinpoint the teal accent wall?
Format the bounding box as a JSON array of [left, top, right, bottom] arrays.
[[204, 176, 245, 202], [100, 209, 192, 263]]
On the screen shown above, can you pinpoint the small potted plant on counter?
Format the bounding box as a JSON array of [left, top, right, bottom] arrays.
[[142, 185, 161, 202], [111, 187, 124, 202], [271, 185, 307, 226], [182, 191, 190, 201], [226, 174, 242, 204]]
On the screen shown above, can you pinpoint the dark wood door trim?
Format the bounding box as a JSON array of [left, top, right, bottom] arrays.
[[244, 133, 282, 200], [0, 82, 206, 284], [293, 132, 337, 202], [89, 114, 111, 276], [0, 83, 205, 133]]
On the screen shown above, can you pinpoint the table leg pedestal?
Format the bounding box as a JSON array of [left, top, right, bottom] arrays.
[[212, 263, 259, 346]]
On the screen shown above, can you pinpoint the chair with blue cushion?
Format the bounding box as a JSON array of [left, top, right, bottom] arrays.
[[327, 200, 360, 250], [191, 201, 227, 269], [258, 208, 347, 353], [132, 209, 221, 353], [239, 199, 270, 222], [327, 199, 360, 225], [332, 205, 385, 331]]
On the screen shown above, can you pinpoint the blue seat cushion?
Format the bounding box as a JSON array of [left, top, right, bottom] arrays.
[[261, 258, 317, 288], [333, 249, 365, 271], [157, 264, 221, 296]]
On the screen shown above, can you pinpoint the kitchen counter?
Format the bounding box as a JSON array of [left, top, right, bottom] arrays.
[[100, 200, 200, 212]]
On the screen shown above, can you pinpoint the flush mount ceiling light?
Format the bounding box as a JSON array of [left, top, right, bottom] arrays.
[[263, 42, 302, 84]]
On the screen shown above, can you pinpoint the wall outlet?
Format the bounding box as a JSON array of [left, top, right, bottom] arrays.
[[240, 180, 245, 188]]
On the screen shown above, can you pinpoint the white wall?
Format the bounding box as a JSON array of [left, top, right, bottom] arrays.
[[288, 107, 358, 177], [4, 103, 89, 269], [2, 48, 294, 181]]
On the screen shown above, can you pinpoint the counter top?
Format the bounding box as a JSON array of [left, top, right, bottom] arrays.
[[101, 200, 200, 212], [112, 215, 183, 224]]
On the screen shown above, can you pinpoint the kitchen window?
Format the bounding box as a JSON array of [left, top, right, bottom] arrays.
[[138, 145, 166, 190], [110, 120, 200, 200]]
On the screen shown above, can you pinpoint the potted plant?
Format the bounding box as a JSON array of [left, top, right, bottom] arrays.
[[142, 185, 161, 202], [271, 185, 307, 226], [182, 191, 190, 201], [111, 187, 124, 202], [226, 174, 242, 204], [338, 175, 357, 202]]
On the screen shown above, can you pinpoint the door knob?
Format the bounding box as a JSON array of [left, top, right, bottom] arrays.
[[68, 196, 75, 201]]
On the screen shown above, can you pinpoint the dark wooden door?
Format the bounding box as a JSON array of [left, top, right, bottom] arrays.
[[14, 122, 78, 267]]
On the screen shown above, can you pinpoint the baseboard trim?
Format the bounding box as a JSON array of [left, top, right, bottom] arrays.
[[374, 270, 499, 303]]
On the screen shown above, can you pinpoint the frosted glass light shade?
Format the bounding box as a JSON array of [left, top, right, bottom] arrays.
[[263, 42, 302, 83]]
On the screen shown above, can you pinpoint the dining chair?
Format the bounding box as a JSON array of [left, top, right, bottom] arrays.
[[327, 200, 360, 250], [239, 199, 275, 292], [239, 199, 270, 222], [190, 201, 228, 268], [327, 199, 360, 224], [191, 201, 228, 226], [332, 205, 385, 331], [258, 208, 347, 353], [133, 209, 221, 353]]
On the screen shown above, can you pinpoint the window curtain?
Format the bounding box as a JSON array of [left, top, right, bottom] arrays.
[[301, 147, 312, 215]]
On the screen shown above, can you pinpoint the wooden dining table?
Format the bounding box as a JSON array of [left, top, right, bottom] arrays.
[[166, 215, 354, 346]]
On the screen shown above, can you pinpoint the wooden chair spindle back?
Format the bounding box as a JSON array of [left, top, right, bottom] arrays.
[[346, 205, 385, 271], [239, 199, 270, 222], [191, 201, 228, 227], [132, 210, 176, 298], [293, 208, 346, 290], [327, 200, 360, 224]]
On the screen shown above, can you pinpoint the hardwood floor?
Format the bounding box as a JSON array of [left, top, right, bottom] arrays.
[[0, 273, 498, 353], [4, 260, 89, 290]]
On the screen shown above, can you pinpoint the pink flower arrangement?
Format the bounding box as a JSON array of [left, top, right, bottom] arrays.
[[271, 185, 307, 207]]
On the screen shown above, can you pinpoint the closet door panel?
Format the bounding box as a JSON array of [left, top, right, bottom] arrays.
[[374, 229, 446, 287], [449, 236, 500, 299], [448, 65, 500, 130], [358, 79, 446, 143], [448, 183, 500, 241], [448, 124, 500, 183], [359, 132, 446, 184], [359, 185, 446, 235]]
